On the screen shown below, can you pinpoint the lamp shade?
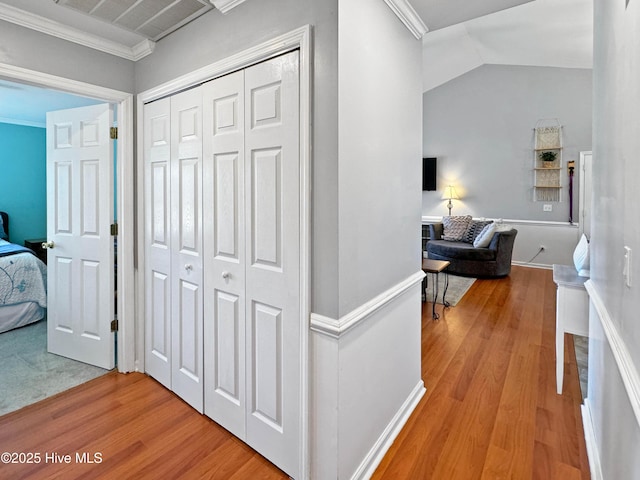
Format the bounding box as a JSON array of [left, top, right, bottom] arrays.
[[442, 185, 460, 200]]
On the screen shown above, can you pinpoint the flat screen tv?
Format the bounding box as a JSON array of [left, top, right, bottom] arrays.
[[422, 157, 437, 191]]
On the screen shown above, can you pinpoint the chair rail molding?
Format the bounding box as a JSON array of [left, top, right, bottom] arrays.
[[310, 270, 425, 338], [382, 0, 428, 39], [585, 280, 640, 429], [0, 2, 155, 61]]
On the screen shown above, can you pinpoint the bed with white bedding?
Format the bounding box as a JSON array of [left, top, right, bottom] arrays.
[[0, 212, 47, 333]]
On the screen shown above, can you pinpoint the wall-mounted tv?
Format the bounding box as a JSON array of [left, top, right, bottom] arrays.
[[422, 157, 437, 191]]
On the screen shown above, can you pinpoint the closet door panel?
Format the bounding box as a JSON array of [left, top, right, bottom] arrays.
[[144, 98, 172, 389], [170, 88, 204, 413], [244, 50, 300, 476], [203, 70, 247, 436]]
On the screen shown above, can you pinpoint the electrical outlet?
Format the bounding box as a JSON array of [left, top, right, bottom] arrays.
[[543, 204, 552, 212]]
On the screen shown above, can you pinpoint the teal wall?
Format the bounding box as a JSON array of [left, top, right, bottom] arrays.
[[0, 123, 46, 246]]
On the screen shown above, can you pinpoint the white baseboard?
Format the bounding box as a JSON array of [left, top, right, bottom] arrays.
[[581, 399, 603, 480], [350, 380, 426, 480], [512, 261, 553, 270]]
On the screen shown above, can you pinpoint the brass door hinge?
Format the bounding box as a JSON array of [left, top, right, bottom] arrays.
[[111, 223, 118, 236], [110, 127, 118, 140], [111, 319, 118, 332]]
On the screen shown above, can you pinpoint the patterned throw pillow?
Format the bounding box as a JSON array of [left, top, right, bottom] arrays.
[[461, 220, 493, 244], [442, 215, 472, 241]]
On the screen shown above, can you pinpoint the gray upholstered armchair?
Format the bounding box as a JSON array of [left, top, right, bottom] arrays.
[[427, 222, 517, 277]]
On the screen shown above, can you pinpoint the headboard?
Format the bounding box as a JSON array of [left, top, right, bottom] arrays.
[[0, 211, 8, 240]]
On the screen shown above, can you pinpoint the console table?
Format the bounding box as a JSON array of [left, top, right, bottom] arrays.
[[553, 264, 589, 395]]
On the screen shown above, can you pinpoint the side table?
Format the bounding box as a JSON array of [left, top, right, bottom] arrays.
[[422, 258, 450, 320]]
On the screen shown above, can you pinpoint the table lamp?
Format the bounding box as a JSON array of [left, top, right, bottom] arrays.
[[442, 185, 459, 216]]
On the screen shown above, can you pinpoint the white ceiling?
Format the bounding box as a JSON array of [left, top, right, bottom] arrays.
[[0, 81, 101, 128], [421, 0, 593, 91], [0, 0, 594, 125]]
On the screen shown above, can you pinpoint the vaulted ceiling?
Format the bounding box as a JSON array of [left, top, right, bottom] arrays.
[[0, 0, 593, 125]]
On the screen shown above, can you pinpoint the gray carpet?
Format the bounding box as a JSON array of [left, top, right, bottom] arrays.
[[423, 273, 475, 306], [0, 319, 109, 416]]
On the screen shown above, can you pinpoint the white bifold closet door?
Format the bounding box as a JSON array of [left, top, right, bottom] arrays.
[[203, 51, 301, 477], [144, 88, 204, 413]]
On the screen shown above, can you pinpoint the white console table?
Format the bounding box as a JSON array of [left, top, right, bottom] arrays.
[[553, 264, 589, 395]]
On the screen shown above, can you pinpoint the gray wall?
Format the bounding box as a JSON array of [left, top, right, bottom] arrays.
[[588, 1, 640, 477], [0, 19, 135, 93], [135, 0, 340, 318], [337, 0, 422, 315], [422, 64, 592, 221]]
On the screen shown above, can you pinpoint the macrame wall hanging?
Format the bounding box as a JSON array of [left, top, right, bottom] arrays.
[[533, 120, 562, 202]]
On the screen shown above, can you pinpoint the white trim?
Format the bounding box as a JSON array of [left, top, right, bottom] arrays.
[[581, 400, 603, 480], [210, 0, 248, 14], [383, 0, 428, 39], [350, 380, 426, 480], [0, 3, 155, 61], [0, 61, 136, 374], [138, 26, 311, 103], [585, 280, 640, 428], [0, 117, 44, 128], [136, 25, 312, 480], [310, 271, 426, 339], [512, 261, 552, 270], [422, 215, 579, 228]]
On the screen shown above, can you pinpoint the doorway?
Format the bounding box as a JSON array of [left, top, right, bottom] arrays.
[[0, 62, 136, 374]]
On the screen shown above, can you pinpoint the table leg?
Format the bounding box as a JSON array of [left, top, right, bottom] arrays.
[[442, 271, 450, 308], [432, 272, 439, 320]]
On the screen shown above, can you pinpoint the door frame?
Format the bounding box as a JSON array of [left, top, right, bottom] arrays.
[[136, 25, 312, 479], [0, 62, 136, 373]]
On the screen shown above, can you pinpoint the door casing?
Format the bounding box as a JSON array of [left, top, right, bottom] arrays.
[[136, 25, 312, 479], [0, 62, 135, 373]]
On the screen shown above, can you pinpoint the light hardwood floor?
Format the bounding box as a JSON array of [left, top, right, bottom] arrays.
[[0, 266, 589, 479]]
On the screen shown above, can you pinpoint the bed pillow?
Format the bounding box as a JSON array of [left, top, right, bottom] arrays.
[[442, 215, 472, 241]]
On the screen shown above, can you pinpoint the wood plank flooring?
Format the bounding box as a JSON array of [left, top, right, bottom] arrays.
[[373, 266, 590, 480], [0, 266, 589, 479]]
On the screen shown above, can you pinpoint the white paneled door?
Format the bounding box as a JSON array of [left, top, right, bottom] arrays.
[[46, 104, 115, 370], [144, 50, 301, 478], [203, 51, 301, 477], [144, 89, 204, 413]]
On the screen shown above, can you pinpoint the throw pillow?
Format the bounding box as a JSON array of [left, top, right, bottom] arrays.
[[473, 223, 497, 248], [462, 220, 493, 244], [442, 215, 472, 241], [573, 234, 590, 277]]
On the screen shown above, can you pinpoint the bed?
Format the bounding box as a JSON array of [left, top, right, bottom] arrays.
[[0, 211, 47, 333]]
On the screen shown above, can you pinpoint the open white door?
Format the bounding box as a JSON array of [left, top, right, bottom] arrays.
[[46, 103, 115, 370]]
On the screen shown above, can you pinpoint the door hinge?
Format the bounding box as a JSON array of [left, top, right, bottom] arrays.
[[110, 127, 118, 140], [111, 319, 118, 332], [111, 223, 118, 236]]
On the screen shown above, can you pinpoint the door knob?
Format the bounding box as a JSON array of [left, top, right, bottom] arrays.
[[185, 264, 193, 271], [222, 271, 230, 280], [41, 241, 55, 249]]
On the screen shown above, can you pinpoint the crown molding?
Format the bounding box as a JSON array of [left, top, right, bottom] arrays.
[[210, 0, 248, 15], [0, 3, 155, 62], [383, 0, 428, 39]]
